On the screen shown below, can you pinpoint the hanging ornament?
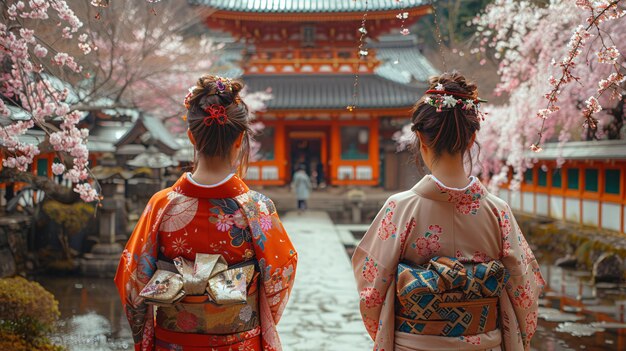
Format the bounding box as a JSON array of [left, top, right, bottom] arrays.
[[395, 0, 409, 63], [90, 0, 109, 7], [90, 0, 108, 20], [349, 0, 369, 111], [429, 0, 447, 70]]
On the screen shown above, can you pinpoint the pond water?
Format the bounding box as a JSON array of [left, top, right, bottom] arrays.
[[35, 275, 133, 351], [34, 261, 626, 350], [531, 264, 626, 351]]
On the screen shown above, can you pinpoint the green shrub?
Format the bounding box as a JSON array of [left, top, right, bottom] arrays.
[[0, 330, 64, 351], [0, 276, 64, 350]]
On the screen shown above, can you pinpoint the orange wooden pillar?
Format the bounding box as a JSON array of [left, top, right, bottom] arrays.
[[274, 122, 286, 183], [369, 119, 380, 185], [329, 120, 340, 184]]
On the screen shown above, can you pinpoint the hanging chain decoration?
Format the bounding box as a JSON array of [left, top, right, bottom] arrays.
[[429, 0, 447, 71], [394, 0, 410, 64], [90, 0, 109, 20], [348, 0, 369, 112], [91, 0, 161, 19]]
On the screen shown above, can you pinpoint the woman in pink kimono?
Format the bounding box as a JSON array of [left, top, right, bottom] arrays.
[[352, 72, 544, 351], [115, 75, 297, 351]]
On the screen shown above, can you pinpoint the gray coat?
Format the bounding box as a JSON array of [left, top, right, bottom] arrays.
[[291, 170, 312, 200]]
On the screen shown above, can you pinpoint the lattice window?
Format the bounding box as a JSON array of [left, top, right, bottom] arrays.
[[302, 25, 316, 47]]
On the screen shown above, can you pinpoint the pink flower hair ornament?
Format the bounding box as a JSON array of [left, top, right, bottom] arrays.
[[424, 86, 488, 120]]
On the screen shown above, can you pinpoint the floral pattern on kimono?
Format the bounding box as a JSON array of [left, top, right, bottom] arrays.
[[352, 175, 544, 351], [434, 176, 485, 215], [115, 174, 297, 351], [209, 198, 251, 248], [411, 224, 442, 256]]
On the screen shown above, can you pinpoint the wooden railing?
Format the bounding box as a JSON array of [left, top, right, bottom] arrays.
[[245, 47, 379, 73]]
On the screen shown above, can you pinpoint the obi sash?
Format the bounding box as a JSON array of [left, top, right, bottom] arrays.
[[148, 256, 261, 335], [155, 274, 260, 335], [395, 256, 509, 337]]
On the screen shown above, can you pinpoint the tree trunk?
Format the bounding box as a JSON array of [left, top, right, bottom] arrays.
[[606, 95, 625, 140], [57, 228, 73, 262], [0, 168, 80, 204]]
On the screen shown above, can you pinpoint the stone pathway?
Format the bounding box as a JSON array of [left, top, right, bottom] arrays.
[[277, 211, 373, 351]]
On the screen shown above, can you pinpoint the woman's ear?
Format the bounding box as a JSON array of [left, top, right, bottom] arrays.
[[187, 129, 196, 146], [417, 131, 427, 153]]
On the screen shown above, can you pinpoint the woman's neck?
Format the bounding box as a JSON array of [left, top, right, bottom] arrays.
[[191, 156, 234, 185], [429, 154, 471, 189]]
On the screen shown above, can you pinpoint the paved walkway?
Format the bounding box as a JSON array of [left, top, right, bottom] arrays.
[[277, 211, 373, 351]]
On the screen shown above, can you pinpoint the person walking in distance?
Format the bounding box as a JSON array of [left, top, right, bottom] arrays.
[[291, 164, 312, 213]]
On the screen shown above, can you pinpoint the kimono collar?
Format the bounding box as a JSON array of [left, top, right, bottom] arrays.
[[171, 173, 249, 199], [412, 174, 488, 205]]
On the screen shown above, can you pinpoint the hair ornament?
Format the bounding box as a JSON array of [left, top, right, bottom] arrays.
[[183, 90, 193, 109], [202, 104, 228, 126], [424, 88, 488, 120], [214, 76, 234, 95]]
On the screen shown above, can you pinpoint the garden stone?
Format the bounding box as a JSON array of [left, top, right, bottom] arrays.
[[593, 253, 623, 283]]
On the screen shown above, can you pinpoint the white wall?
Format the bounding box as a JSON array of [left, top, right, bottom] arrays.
[[510, 191, 522, 211], [522, 192, 534, 213], [582, 200, 599, 226], [550, 196, 564, 219], [565, 198, 580, 222], [601, 202, 622, 232], [536, 194, 549, 216]]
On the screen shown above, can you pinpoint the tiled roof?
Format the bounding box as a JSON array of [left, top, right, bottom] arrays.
[[115, 115, 180, 155], [528, 140, 626, 160], [373, 35, 439, 84], [189, 0, 427, 13], [243, 74, 426, 110]]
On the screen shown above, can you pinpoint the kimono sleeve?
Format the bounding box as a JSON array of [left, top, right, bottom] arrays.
[[114, 193, 165, 351], [247, 193, 298, 324], [351, 197, 415, 340], [498, 205, 546, 350]]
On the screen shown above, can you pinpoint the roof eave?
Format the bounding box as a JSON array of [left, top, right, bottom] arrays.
[[205, 6, 432, 22]]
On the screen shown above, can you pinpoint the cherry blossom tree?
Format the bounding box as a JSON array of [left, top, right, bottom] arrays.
[[396, 0, 625, 190], [0, 0, 100, 202], [472, 0, 625, 188], [1, 0, 269, 203]]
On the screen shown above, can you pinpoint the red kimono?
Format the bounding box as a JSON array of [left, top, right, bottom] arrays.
[[114, 174, 297, 351]]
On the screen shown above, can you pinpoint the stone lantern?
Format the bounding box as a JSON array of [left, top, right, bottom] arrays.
[[80, 155, 131, 277], [127, 144, 176, 189]]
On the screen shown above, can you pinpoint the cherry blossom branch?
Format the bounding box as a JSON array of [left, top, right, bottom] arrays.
[[531, 0, 624, 151]]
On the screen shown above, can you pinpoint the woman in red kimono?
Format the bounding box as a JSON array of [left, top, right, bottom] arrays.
[[114, 75, 297, 351]]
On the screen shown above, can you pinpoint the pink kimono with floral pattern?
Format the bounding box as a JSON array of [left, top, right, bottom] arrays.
[[352, 175, 545, 351]]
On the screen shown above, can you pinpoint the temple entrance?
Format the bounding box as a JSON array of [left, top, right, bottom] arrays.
[[287, 130, 328, 187]]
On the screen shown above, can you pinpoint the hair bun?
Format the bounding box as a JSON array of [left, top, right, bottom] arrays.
[[230, 80, 244, 96], [429, 71, 478, 99], [193, 75, 244, 97]]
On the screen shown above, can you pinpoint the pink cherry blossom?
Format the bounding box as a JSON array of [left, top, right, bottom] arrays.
[[51, 163, 66, 175]]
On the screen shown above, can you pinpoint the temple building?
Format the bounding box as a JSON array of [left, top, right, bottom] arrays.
[[498, 140, 626, 234], [190, 0, 437, 188]]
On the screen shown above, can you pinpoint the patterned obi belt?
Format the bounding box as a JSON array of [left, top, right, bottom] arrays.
[[140, 254, 260, 335], [395, 256, 509, 337]]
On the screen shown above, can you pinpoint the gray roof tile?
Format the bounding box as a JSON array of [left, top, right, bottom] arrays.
[[527, 140, 626, 160], [189, 0, 427, 13], [243, 74, 426, 110]]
